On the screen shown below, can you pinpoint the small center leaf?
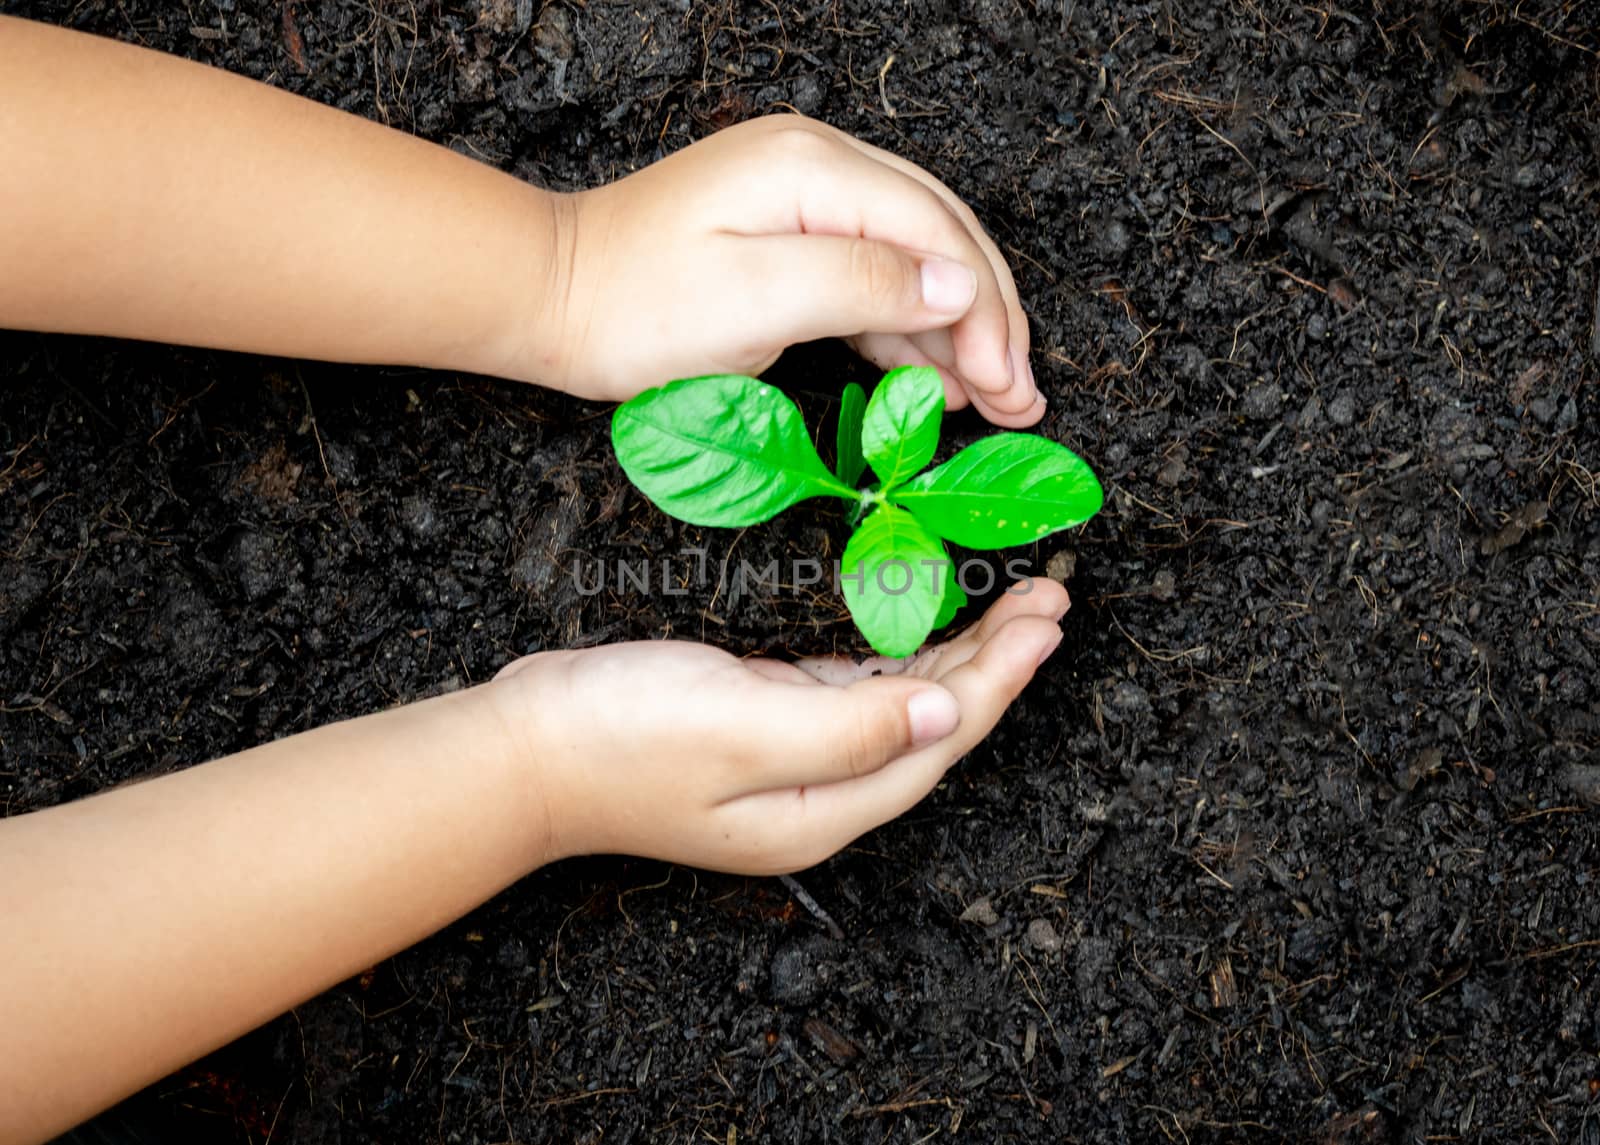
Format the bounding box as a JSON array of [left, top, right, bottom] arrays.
[[861, 365, 944, 492], [834, 382, 867, 487]]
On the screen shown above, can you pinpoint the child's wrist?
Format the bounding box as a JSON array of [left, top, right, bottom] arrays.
[[475, 663, 580, 867], [470, 187, 585, 394]]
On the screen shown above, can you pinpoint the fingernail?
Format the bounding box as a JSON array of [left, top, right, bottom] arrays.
[[908, 688, 961, 745], [1035, 628, 1064, 668], [921, 259, 978, 313]]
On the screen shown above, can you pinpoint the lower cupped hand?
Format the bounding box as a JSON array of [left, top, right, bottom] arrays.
[[485, 578, 1068, 875]]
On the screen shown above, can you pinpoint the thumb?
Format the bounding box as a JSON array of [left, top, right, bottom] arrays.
[[739, 233, 978, 344], [737, 673, 961, 792]]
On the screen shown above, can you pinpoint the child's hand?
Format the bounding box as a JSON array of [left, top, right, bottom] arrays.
[[3, 23, 1039, 423], [4, 27, 1038, 420], [524, 116, 1045, 428], [486, 579, 1068, 874]]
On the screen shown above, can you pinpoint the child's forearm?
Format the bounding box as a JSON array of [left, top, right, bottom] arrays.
[[0, 16, 559, 381], [0, 578, 1068, 1143], [0, 18, 1048, 421], [0, 685, 548, 1145]]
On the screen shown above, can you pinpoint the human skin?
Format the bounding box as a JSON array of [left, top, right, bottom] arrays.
[[0, 586, 1070, 1144], [0, 16, 1044, 424], [0, 15, 1068, 1143]]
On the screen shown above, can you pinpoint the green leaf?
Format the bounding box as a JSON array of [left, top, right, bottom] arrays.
[[931, 542, 966, 630], [835, 382, 867, 487], [840, 505, 947, 658], [890, 434, 1103, 549], [612, 375, 854, 527], [862, 365, 944, 491]]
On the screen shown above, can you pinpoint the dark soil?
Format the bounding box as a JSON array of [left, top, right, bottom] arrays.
[[5, 1, 1600, 1141]]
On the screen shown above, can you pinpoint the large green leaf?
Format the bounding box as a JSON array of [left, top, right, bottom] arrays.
[[612, 375, 854, 527], [862, 365, 944, 491], [840, 505, 947, 658], [835, 382, 867, 487], [890, 434, 1103, 549]]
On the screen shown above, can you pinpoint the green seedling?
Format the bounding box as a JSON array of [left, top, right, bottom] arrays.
[[611, 366, 1103, 657]]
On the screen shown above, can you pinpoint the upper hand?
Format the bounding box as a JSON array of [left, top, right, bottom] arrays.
[[520, 115, 1045, 428], [485, 579, 1068, 874]]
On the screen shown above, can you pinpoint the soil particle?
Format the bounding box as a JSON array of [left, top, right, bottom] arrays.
[[801, 1016, 860, 1064], [959, 895, 1000, 927], [1241, 381, 1284, 420], [1073, 935, 1117, 1012], [399, 493, 442, 543], [0, 559, 50, 638], [224, 529, 292, 603], [148, 586, 224, 668], [1044, 548, 1077, 582], [1321, 1107, 1389, 1143], [1101, 679, 1151, 722], [1024, 918, 1063, 954], [1558, 763, 1600, 805], [768, 935, 843, 1007], [511, 493, 587, 604], [1482, 499, 1550, 555]]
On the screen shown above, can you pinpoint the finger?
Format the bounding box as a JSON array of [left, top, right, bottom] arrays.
[[791, 578, 1068, 690], [815, 612, 1062, 825], [952, 339, 1038, 417], [822, 127, 1039, 409], [788, 574, 1067, 724], [853, 328, 1039, 425], [917, 577, 1071, 679], [840, 240, 1038, 424], [734, 233, 980, 344], [723, 673, 961, 794], [935, 611, 1066, 746], [963, 577, 1072, 644], [898, 576, 1069, 683], [830, 130, 1022, 315], [967, 387, 1047, 428], [727, 611, 1063, 867], [747, 134, 1014, 394]]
